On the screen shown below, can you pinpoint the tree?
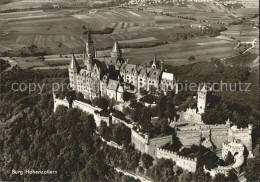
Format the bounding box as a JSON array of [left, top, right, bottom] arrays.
[[141, 153, 154, 169], [188, 56, 196, 61], [166, 101, 175, 120], [225, 151, 234, 165], [244, 158, 260, 181], [93, 97, 109, 110], [178, 170, 192, 182]]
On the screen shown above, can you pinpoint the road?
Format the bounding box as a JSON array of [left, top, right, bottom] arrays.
[[115, 168, 153, 182]]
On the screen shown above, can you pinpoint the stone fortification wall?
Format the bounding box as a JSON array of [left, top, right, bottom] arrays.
[[73, 100, 102, 115], [53, 96, 70, 112], [156, 148, 197, 172], [204, 166, 230, 177], [176, 123, 230, 149], [72, 100, 111, 127], [210, 128, 229, 149], [131, 129, 172, 157], [111, 115, 133, 129], [222, 141, 244, 159], [53, 96, 110, 127], [131, 129, 149, 154], [147, 135, 173, 157], [176, 130, 201, 147], [228, 125, 253, 152], [178, 108, 202, 124]]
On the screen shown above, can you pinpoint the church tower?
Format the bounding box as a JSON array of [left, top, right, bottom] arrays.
[[85, 28, 95, 70], [111, 38, 122, 59], [152, 54, 157, 69], [69, 53, 79, 91], [197, 85, 207, 114], [161, 53, 164, 71]]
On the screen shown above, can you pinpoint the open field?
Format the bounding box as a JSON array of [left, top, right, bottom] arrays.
[[0, 6, 257, 68], [0, 8, 206, 54], [221, 24, 259, 42]]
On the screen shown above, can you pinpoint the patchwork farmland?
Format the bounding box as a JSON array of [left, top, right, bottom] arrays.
[[0, 6, 258, 68]]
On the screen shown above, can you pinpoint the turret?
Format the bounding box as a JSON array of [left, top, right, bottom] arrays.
[[161, 53, 164, 71], [85, 27, 95, 58], [197, 84, 207, 114], [111, 38, 122, 59], [69, 53, 79, 91], [84, 28, 95, 70], [152, 54, 157, 69]]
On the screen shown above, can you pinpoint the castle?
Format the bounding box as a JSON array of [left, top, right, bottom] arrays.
[[53, 33, 254, 175], [69, 29, 177, 102], [178, 84, 210, 124]]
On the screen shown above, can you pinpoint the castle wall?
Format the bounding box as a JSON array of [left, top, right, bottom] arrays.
[[111, 115, 133, 129], [53, 96, 110, 127], [178, 108, 203, 124], [156, 148, 197, 172], [211, 128, 229, 149], [147, 135, 173, 157], [73, 100, 110, 127], [53, 97, 70, 112], [131, 130, 172, 157], [228, 125, 252, 152], [176, 130, 201, 147], [131, 129, 149, 154]]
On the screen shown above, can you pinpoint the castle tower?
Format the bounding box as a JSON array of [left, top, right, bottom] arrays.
[[69, 53, 79, 91], [135, 62, 139, 90], [111, 38, 122, 59], [86, 27, 95, 58], [161, 53, 164, 71], [197, 84, 207, 114], [85, 28, 95, 70], [152, 54, 157, 69], [144, 62, 148, 90]]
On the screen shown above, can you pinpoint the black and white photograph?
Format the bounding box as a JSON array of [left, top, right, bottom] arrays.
[[0, 0, 259, 181]]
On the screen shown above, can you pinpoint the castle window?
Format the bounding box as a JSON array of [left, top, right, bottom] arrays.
[[140, 78, 142, 81]]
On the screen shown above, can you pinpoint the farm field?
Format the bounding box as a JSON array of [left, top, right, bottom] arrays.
[[221, 24, 259, 42], [0, 8, 205, 54], [8, 36, 238, 69], [120, 37, 238, 65], [0, 6, 256, 68], [39, 36, 238, 67]]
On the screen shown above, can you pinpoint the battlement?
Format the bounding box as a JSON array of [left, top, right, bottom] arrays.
[[156, 147, 198, 172], [230, 124, 252, 133], [157, 148, 197, 162]]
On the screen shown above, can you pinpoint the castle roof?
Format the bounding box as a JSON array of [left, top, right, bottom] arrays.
[[162, 72, 175, 81], [70, 54, 79, 69], [198, 84, 207, 92], [149, 68, 161, 79], [112, 39, 121, 53], [86, 28, 93, 43]]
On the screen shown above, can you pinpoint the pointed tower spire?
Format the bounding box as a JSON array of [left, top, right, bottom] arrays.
[[86, 27, 95, 58], [152, 53, 156, 69], [86, 26, 93, 43], [111, 37, 122, 59], [70, 53, 79, 69], [83, 50, 86, 59], [161, 52, 164, 71]]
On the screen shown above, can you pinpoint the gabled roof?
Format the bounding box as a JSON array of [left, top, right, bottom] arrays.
[[149, 68, 161, 79]]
